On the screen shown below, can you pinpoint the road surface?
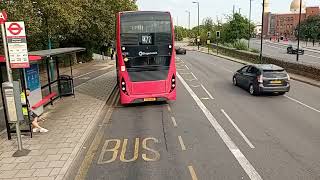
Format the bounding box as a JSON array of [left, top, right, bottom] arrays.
[[78, 51, 320, 180], [250, 39, 320, 67]]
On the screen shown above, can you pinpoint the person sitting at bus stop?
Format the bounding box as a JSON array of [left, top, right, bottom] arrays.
[[21, 89, 49, 133]]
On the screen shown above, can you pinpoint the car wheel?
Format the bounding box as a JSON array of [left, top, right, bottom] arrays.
[[249, 84, 256, 95], [233, 77, 237, 86]]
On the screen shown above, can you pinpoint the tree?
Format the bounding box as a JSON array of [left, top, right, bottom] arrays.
[[298, 15, 320, 45], [0, 0, 138, 59], [221, 13, 255, 43]]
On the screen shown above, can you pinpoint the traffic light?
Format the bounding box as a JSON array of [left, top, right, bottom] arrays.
[[207, 31, 211, 38], [216, 31, 221, 39]]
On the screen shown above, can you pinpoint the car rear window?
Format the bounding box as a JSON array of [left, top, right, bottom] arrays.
[[263, 70, 287, 78]]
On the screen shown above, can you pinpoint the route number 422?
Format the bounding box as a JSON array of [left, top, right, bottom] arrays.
[[97, 137, 160, 164]]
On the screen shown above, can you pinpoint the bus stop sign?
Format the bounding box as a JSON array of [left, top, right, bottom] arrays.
[[0, 10, 7, 24]]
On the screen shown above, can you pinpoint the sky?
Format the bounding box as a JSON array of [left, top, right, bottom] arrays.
[[136, 0, 320, 27]]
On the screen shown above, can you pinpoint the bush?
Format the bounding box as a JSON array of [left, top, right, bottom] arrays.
[[233, 39, 249, 51], [250, 49, 260, 53]]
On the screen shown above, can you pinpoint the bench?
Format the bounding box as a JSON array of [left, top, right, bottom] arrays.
[[32, 92, 58, 110]]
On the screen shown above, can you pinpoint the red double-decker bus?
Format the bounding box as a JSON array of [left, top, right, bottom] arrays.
[[116, 11, 176, 104]]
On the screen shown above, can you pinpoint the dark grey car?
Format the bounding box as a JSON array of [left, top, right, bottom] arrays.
[[233, 64, 290, 95]]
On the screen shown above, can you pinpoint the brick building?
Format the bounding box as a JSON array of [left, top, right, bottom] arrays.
[[263, 3, 320, 39]]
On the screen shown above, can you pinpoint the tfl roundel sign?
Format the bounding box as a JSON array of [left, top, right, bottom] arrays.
[[5, 22, 26, 37], [0, 10, 7, 24]]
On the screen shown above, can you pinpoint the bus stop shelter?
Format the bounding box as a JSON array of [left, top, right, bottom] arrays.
[[0, 47, 85, 140]]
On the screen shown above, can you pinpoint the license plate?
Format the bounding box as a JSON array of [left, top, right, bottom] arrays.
[[270, 80, 282, 84], [144, 98, 156, 102]]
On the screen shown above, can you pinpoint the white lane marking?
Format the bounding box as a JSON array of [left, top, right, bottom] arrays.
[[167, 105, 172, 112], [221, 109, 255, 149], [200, 84, 214, 100], [171, 117, 178, 127], [177, 69, 187, 71], [190, 72, 198, 80], [180, 72, 192, 75], [188, 166, 199, 180], [185, 65, 190, 70], [178, 73, 263, 180], [201, 97, 210, 100], [284, 95, 320, 113], [0, 106, 3, 111], [178, 136, 186, 151], [190, 85, 200, 88]]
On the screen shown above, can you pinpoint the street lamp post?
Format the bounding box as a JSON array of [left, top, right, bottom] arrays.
[[248, 0, 252, 49], [193, 1, 200, 50], [260, 0, 265, 63], [296, 0, 302, 62], [186, 10, 191, 30]]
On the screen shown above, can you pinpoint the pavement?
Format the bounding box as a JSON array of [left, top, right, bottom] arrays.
[[70, 51, 320, 179], [0, 54, 112, 133], [250, 39, 320, 67], [0, 57, 116, 179]]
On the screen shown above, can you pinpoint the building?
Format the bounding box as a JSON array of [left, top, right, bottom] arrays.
[[263, 0, 320, 39]]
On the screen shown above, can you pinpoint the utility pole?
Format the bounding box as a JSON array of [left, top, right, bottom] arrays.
[[233, 5, 235, 15], [296, 0, 302, 62], [193, 1, 200, 50], [248, 0, 252, 49], [239, 8, 241, 14], [260, 0, 265, 63]]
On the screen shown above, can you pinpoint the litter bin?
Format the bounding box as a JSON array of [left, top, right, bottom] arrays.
[[59, 75, 74, 96]]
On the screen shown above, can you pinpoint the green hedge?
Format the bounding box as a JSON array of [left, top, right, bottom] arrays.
[[213, 44, 320, 81]]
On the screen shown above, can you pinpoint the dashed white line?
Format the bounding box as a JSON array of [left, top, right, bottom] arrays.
[[178, 136, 186, 151], [190, 72, 198, 80], [285, 95, 320, 113], [200, 84, 214, 100], [185, 65, 190, 70], [190, 85, 200, 88], [188, 166, 199, 180], [221, 109, 255, 149], [171, 117, 178, 127], [178, 73, 263, 180]]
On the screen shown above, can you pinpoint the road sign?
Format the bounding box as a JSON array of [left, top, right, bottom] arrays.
[[0, 10, 7, 24], [5, 22, 29, 69]]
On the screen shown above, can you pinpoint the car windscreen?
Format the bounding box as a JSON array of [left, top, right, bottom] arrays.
[[263, 70, 287, 78]]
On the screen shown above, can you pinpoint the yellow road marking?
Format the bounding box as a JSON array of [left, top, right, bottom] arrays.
[[188, 166, 198, 180], [120, 138, 139, 162], [142, 137, 161, 161], [171, 117, 178, 127], [178, 136, 186, 151]]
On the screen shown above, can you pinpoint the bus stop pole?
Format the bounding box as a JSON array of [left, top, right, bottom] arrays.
[[1, 23, 23, 152]]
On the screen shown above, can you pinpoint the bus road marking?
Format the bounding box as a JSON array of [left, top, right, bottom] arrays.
[[171, 117, 178, 127], [221, 109, 255, 149], [201, 84, 214, 100], [178, 73, 263, 180], [188, 166, 198, 180], [97, 137, 160, 164], [178, 136, 186, 151]]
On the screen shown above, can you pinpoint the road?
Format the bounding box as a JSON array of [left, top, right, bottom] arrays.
[[0, 59, 115, 133], [78, 51, 320, 180], [250, 39, 320, 67]]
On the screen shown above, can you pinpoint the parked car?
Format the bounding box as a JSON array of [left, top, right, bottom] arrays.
[[232, 64, 290, 95], [175, 46, 187, 55], [287, 45, 304, 55]]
